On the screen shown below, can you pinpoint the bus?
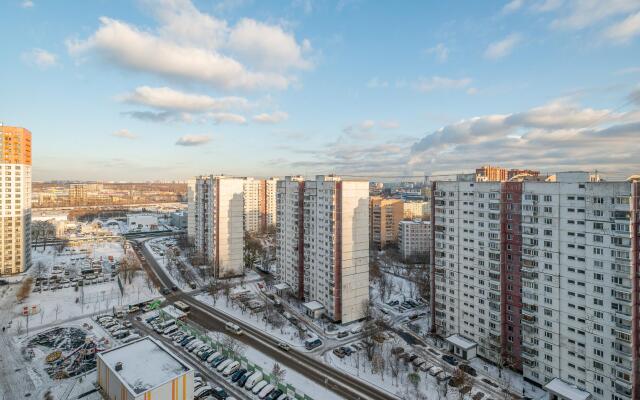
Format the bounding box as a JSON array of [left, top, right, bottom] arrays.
[[174, 301, 190, 314]]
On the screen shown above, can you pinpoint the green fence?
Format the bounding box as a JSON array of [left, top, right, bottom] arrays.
[[157, 310, 314, 400]]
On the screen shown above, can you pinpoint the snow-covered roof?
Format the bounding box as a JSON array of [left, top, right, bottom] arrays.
[[302, 300, 325, 311], [445, 334, 477, 350], [274, 283, 290, 290], [98, 336, 191, 395], [544, 378, 591, 400], [162, 305, 186, 320]]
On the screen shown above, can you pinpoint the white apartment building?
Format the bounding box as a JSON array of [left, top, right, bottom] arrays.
[[189, 175, 244, 278], [0, 126, 32, 276], [398, 220, 431, 260], [276, 175, 370, 324], [243, 177, 278, 234], [430, 172, 640, 400]]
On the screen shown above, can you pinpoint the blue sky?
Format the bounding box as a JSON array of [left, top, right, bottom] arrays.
[[2, 0, 640, 181]]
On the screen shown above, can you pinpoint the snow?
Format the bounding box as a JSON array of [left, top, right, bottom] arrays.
[[302, 300, 324, 311], [100, 336, 191, 394], [445, 334, 477, 351], [194, 288, 310, 348], [545, 378, 591, 400]]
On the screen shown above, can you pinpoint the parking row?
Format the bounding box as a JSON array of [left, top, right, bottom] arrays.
[[145, 314, 291, 400]]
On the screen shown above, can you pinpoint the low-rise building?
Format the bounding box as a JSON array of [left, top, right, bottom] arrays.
[[96, 336, 194, 400]]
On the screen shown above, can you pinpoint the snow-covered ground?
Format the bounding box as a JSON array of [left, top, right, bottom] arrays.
[[144, 237, 205, 291], [195, 285, 311, 348]]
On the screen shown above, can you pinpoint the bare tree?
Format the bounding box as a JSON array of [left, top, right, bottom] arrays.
[[271, 363, 286, 387], [222, 335, 245, 357]]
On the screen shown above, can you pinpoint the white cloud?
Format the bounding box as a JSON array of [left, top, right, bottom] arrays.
[[175, 134, 211, 146], [21, 1, 34, 8], [409, 96, 640, 175], [120, 86, 249, 112], [466, 87, 479, 95], [342, 120, 400, 140], [227, 18, 312, 71], [531, 0, 563, 12], [502, 0, 525, 14], [603, 11, 640, 43], [112, 129, 137, 139], [484, 33, 522, 60], [550, 0, 640, 30], [67, 0, 313, 91], [616, 66, 640, 74], [21, 48, 57, 69], [207, 112, 247, 124], [252, 111, 289, 124], [425, 43, 449, 62], [416, 76, 472, 92]]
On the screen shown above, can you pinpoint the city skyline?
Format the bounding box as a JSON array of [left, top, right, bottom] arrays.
[[2, 0, 640, 181]]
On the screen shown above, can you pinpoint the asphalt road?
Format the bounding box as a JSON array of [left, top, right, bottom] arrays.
[[133, 239, 399, 400]]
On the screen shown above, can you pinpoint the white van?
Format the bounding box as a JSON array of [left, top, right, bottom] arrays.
[[216, 359, 234, 373], [225, 322, 243, 335], [244, 371, 263, 390], [258, 384, 274, 399], [222, 361, 240, 376], [252, 380, 268, 395]]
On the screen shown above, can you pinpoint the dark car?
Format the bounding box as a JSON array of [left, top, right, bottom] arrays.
[[161, 287, 171, 295], [171, 285, 178, 291], [442, 354, 458, 366], [181, 336, 195, 346], [238, 371, 253, 387], [337, 331, 349, 338], [266, 389, 283, 400], [212, 356, 228, 368], [231, 368, 247, 382], [211, 386, 228, 400], [460, 364, 477, 376], [200, 350, 214, 361]]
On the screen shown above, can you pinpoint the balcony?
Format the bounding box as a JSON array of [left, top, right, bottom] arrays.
[[522, 346, 538, 358], [521, 314, 537, 324], [522, 358, 538, 368], [614, 380, 632, 397]]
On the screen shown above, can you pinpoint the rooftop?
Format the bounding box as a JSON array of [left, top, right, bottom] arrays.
[[98, 336, 191, 395], [303, 300, 325, 311], [445, 334, 477, 351], [544, 378, 591, 400]]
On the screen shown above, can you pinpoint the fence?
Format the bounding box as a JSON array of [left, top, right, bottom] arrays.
[[157, 310, 314, 400]]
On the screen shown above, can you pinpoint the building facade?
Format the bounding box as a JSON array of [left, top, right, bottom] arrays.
[[370, 196, 404, 249], [276, 175, 370, 323], [243, 177, 278, 234], [188, 175, 244, 278], [430, 172, 640, 400], [398, 220, 431, 260], [403, 200, 430, 220], [475, 165, 540, 182], [0, 125, 31, 276]]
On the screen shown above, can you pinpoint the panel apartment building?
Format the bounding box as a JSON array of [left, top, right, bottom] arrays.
[[0, 125, 32, 276], [399, 219, 431, 261], [188, 175, 244, 278], [370, 196, 404, 250], [430, 172, 640, 400], [276, 175, 370, 324], [243, 177, 278, 234]]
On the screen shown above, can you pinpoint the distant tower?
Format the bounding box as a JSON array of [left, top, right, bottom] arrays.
[[0, 126, 32, 276]]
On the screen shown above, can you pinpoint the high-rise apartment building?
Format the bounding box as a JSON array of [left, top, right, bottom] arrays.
[[430, 172, 640, 400], [475, 165, 540, 182], [0, 125, 32, 276], [398, 220, 431, 260], [370, 196, 404, 249], [276, 175, 370, 324], [243, 177, 278, 234], [69, 183, 88, 206], [188, 175, 244, 278], [403, 200, 430, 220]]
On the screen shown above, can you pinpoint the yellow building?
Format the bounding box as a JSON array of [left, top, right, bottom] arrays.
[[0, 125, 32, 276], [370, 196, 404, 249]]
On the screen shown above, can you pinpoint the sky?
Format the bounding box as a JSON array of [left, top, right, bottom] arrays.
[[2, 0, 640, 182]]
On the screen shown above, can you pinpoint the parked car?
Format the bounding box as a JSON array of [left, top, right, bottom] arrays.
[[231, 368, 247, 382], [194, 386, 213, 400], [266, 389, 283, 400], [223, 361, 240, 376], [211, 386, 228, 400], [258, 384, 275, 399], [238, 371, 253, 387], [212, 356, 228, 368], [350, 326, 362, 334], [337, 331, 349, 339], [442, 354, 458, 366], [252, 381, 268, 395], [207, 352, 221, 363], [460, 364, 477, 376], [428, 366, 444, 376], [244, 371, 263, 390]]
